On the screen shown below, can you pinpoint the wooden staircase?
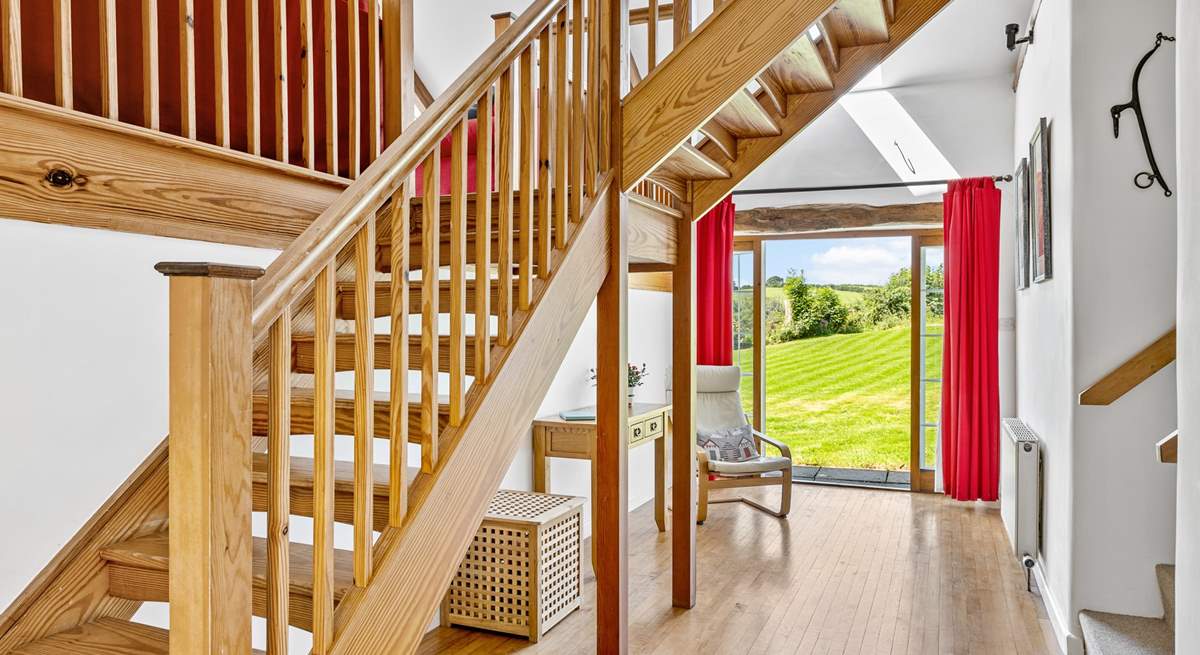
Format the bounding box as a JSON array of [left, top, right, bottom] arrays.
[[0, 0, 953, 652]]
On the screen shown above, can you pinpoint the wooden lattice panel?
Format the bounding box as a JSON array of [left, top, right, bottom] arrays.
[[443, 490, 584, 642]]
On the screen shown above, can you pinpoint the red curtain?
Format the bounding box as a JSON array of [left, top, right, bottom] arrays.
[[696, 196, 735, 365], [942, 178, 1001, 501]]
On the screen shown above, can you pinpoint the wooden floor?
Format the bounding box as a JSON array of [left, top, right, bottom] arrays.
[[419, 484, 1059, 654]]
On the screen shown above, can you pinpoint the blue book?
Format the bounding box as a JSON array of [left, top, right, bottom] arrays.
[[559, 406, 597, 421]]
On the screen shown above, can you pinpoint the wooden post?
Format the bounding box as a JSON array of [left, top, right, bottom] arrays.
[[595, 0, 629, 652], [156, 262, 263, 655], [382, 0, 414, 144], [492, 11, 516, 38], [672, 0, 690, 46], [671, 201, 696, 609], [751, 238, 765, 433]]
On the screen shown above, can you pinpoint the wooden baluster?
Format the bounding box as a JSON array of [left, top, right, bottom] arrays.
[[353, 221, 375, 586], [324, 0, 338, 175], [213, 0, 230, 146], [587, 0, 602, 174], [180, 0, 195, 137], [646, 0, 657, 73], [156, 262, 262, 655], [496, 63, 514, 344], [674, 0, 691, 46], [420, 148, 440, 470], [449, 118, 468, 425], [311, 262, 336, 654], [98, 0, 118, 119], [245, 0, 260, 155], [570, 0, 584, 218], [274, 0, 288, 162], [537, 26, 554, 277], [382, 0, 414, 145], [141, 0, 158, 129], [553, 10, 568, 246], [517, 46, 535, 310], [366, 0, 381, 164], [475, 89, 493, 379], [347, 0, 360, 176], [388, 182, 411, 526], [1, 0, 21, 96], [53, 0, 73, 110], [266, 311, 291, 654], [299, 0, 315, 168]]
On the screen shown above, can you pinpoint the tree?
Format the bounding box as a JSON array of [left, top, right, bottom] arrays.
[[860, 267, 912, 329], [766, 275, 785, 287], [925, 264, 944, 316]]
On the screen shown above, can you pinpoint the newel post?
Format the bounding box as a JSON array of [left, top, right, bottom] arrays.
[[156, 262, 264, 655]]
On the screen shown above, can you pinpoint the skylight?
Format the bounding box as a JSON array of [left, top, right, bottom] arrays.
[[839, 84, 958, 196]]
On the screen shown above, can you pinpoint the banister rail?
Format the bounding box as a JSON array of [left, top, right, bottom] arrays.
[[251, 0, 568, 339], [1079, 327, 1176, 405]]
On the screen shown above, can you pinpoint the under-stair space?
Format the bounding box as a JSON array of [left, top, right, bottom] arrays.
[[1079, 565, 1175, 655]]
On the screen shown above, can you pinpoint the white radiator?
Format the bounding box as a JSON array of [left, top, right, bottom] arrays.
[[1000, 418, 1041, 566]]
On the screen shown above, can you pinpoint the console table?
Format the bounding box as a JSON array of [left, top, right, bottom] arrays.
[[531, 402, 671, 532]]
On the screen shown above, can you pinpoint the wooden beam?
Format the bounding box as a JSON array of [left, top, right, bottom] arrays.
[[629, 271, 671, 292], [1158, 430, 1178, 464], [629, 1, 674, 25], [159, 263, 262, 655], [628, 195, 678, 265], [0, 95, 346, 248], [415, 73, 435, 110], [671, 198, 696, 609], [1079, 328, 1177, 405], [735, 202, 943, 235], [621, 0, 830, 191], [693, 0, 953, 215]]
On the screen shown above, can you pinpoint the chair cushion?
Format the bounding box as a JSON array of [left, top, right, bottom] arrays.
[[707, 455, 792, 475], [698, 425, 759, 463]]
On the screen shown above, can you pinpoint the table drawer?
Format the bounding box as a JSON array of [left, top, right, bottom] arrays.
[[628, 420, 650, 446], [643, 413, 665, 438]]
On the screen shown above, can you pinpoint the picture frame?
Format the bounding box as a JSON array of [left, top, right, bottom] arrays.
[[1029, 118, 1052, 282], [1015, 158, 1030, 290]]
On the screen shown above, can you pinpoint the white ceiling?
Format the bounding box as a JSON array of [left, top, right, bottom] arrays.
[[413, 0, 1035, 208]]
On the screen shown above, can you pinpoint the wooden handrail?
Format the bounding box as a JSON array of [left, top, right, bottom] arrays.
[[1157, 431, 1178, 464], [1078, 327, 1176, 405], [251, 0, 565, 340]]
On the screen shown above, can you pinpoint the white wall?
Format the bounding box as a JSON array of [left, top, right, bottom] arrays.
[[1012, 0, 1178, 651], [0, 218, 671, 652], [1174, 2, 1200, 652]]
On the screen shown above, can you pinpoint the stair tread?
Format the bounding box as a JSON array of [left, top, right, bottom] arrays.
[[290, 332, 495, 374], [765, 34, 834, 94], [252, 386, 450, 439], [656, 143, 730, 182], [823, 0, 890, 47], [6, 618, 266, 655], [100, 531, 356, 601], [1079, 610, 1174, 655], [712, 88, 781, 138], [335, 277, 518, 319]]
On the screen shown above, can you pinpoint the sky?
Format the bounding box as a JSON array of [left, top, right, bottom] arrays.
[[733, 237, 944, 287]]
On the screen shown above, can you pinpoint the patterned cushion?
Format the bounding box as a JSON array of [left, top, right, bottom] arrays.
[[697, 425, 759, 463]]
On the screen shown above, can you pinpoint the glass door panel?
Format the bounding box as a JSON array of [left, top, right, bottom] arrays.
[[911, 235, 944, 492]]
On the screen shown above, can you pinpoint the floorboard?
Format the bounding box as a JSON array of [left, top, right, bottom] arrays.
[[418, 485, 1058, 655]]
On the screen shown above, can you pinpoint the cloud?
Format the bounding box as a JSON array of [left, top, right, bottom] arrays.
[[808, 241, 909, 285]]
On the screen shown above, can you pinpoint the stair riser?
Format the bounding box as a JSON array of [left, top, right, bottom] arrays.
[[335, 280, 518, 320], [251, 397, 448, 439], [376, 236, 546, 273], [292, 335, 491, 374], [252, 484, 391, 532]]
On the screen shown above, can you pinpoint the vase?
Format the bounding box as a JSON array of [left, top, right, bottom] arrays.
[[627, 391, 635, 408]]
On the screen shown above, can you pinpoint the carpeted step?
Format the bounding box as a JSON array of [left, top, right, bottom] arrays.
[[1157, 564, 1175, 632], [1079, 610, 1173, 655]]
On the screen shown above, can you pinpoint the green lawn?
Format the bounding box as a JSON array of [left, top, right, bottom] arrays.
[[733, 323, 942, 471], [733, 286, 865, 306]]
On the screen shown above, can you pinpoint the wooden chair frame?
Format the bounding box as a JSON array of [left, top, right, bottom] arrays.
[[696, 429, 792, 524]]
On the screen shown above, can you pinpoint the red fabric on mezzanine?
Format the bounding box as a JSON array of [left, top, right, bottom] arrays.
[[941, 177, 1001, 502], [696, 195, 735, 366]]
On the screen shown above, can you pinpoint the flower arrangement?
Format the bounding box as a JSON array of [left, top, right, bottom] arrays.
[[589, 362, 649, 392]]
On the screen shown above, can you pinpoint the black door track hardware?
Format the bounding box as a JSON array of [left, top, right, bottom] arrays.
[[1111, 32, 1175, 197]]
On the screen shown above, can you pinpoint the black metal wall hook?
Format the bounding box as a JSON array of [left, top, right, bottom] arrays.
[[1111, 32, 1175, 197]]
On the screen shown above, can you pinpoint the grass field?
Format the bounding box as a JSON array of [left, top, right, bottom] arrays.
[[734, 323, 941, 471]]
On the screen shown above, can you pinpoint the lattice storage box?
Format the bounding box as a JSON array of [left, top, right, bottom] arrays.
[[442, 489, 584, 642]]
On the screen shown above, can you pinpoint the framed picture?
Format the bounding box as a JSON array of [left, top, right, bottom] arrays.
[[1029, 118, 1052, 282], [1015, 158, 1030, 290]]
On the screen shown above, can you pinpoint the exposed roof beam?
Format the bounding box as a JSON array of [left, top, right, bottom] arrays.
[[734, 202, 942, 235], [414, 73, 436, 110]]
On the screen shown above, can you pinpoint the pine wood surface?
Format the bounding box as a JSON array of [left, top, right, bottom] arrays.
[[418, 486, 1059, 655], [1078, 328, 1176, 405], [735, 202, 943, 235]]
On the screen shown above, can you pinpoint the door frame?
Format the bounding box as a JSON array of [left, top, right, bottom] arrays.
[[733, 228, 943, 492]]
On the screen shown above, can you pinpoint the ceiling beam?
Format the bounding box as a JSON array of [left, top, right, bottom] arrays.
[[734, 202, 942, 235]]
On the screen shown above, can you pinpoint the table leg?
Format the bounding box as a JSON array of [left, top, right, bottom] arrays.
[[654, 430, 667, 531], [533, 427, 550, 492]]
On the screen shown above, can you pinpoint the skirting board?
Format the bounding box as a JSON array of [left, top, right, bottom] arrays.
[[1033, 559, 1083, 655]]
